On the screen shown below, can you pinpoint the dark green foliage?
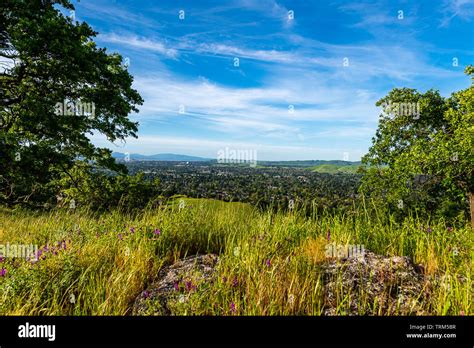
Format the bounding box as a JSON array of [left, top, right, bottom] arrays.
[[54, 162, 161, 211], [0, 0, 143, 206], [360, 67, 474, 222]]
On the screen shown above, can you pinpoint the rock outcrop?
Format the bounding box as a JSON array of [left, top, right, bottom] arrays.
[[132, 251, 430, 315], [322, 251, 427, 315], [132, 254, 219, 315]]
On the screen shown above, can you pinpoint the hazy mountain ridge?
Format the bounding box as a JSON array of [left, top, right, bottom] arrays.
[[112, 152, 361, 167], [112, 152, 211, 161]]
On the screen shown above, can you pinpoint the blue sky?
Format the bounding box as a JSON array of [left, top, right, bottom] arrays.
[[74, 0, 473, 161]]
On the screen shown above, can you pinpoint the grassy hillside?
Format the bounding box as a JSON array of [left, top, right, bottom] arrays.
[[309, 164, 361, 174], [0, 199, 471, 315]]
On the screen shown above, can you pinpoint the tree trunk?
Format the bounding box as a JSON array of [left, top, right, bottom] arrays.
[[470, 192, 474, 229]]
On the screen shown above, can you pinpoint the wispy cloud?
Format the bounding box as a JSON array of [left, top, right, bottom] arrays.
[[237, 0, 295, 28], [99, 33, 179, 59], [439, 0, 474, 27], [130, 71, 380, 147], [98, 30, 458, 84], [78, 1, 160, 29]]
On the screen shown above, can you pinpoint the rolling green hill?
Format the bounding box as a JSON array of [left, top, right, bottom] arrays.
[[309, 163, 361, 174]]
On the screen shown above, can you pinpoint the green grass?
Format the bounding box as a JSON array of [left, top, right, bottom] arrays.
[[0, 198, 471, 315], [309, 164, 360, 174]]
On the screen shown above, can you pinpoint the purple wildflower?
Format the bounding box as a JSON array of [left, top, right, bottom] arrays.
[[232, 277, 238, 287], [0, 256, 4, 263], [447, 227, 453, 232], [153, 228, 161, 235], [130, 227, 135, 234], [265, 259, 271, 267], [118, 233, 123, 240], [230, 302, 236, 313], [174, 282, 180, 291], [185, 281, 194, 292], [427, 227, 432, 233], [143, 291, 150, 299], [0, 267, 6, 277]]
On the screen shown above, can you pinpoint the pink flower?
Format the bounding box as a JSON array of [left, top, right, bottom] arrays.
[[185, 281, 195, 292], [265, 259, 271, 267], [154, 229, 161, 235], [0, 267, 6, 277]]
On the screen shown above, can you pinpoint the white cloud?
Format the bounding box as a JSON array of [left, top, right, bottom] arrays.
[[237, 0, 295, 28], [98, 33, 178, 59], [97, 30, 458, 85], [439, 0, 474, 27], [132, 73, 380, 124], [78, 1, 160, 29], [120, 71, 382, 157]]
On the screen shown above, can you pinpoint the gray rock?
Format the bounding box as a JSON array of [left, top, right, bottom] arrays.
[[132, 254, 219, 315], [322, 250, 428, 315]]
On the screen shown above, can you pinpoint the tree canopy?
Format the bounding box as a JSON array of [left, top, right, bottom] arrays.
[[360, 66, 474, 225], [0, 0, 143, 206]]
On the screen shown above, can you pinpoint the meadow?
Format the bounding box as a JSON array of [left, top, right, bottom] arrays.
[[0, 198, 471, 316]]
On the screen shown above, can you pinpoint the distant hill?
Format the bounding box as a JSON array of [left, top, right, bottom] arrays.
[[111, 153, 361, 168], [309, 163, 361, 173], [257, 160, 361, 168], [112, 152, 210, 162]]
